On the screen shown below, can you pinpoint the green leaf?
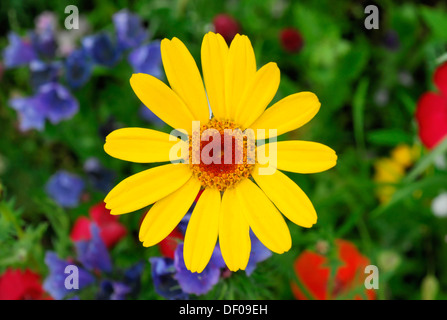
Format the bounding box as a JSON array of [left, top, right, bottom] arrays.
[[420, 6, 447, 41], [403, 136, 447, 183], [367, 129, 413, 146], [353, 78, 369, 151]]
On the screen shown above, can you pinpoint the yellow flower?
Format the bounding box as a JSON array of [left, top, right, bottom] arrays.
[[103, 32, 337, 273], [373, 158, 405, 204], [374, 144, 419, 204], [391, 144, 418, 169]]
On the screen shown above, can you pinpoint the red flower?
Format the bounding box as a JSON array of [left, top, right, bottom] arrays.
[[291, 239, 375, 300], [0, 268, 51, 300], [158, 228, 184, 259], [280, 28, 304, 53], [213, 14, 240, 44], [70, 201, 127, 248], [415, 62, 447, 149]]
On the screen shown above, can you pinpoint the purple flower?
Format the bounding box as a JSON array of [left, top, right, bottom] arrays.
[[113, 10, 148, 50], [139, 105, 164, 126], [3, 32, 37, 68], [123, 262, 145, 298], [43, 251, 94, 300], [98, 116, 122, 140], [9, 96, 47, 132], [30, 28, 57, 59], [29, 60, 61, 90], [35, 11, 58, 34], [36, 82, 79, 124], [173, 244, 224, 296], [75, 224, 112, 273], [97, 280, 131, 300], [83, 157, 116, 193], [245, 232, 272, 276], [149, 257, 189, 300], [45, 170, 84, 208], [65, 49, 93, 88], [177, 212, 192, 235], [128, 41, 162, 77], [82, 33, 121, 67]]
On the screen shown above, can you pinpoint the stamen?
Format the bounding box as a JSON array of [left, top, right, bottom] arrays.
[[188, 118, 255, 191]]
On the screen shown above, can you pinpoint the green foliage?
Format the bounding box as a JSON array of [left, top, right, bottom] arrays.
[[1, 0, 447, 300]]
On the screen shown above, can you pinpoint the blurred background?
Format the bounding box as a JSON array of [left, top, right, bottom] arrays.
[[0, 0, 447, 300]]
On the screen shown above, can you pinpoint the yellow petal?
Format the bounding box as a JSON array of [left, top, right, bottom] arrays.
[[257, 141, 337, 174], [130, 73, 196, 134], [219, 187, 251, 272], [236, 62, 280, 130], [139, 177, 201, 247], [250, 92, 320, 139], [161, 37, 210, 123], [104, 127, 185, 163], [252, 165, 317, 228], [183, 188, 221, 273], [104, 164, 192, 215], [234, 179, 291, 254], [225, 34, 256, 121], [201, 32, 228, 120]]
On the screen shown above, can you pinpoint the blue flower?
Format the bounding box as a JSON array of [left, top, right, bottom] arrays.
[[45, 170, 84, 208], [123, 261, 145, 298], [95, 262, 144, 300], [82, 33, 121, 67], [65, 49, 93, 88], [173, 243, 224, 296], [113, 9, 148, 50], [83, 157, 116, 193], [36, 82, 79, 124], [3, 32, 37, 68], [97, 280, 131, 300], [9, 96, 47, 132], [29, 60, 61, 90], [128, 42, 162, 77], [75, 224, 112, 273], [43, 251, 94, 300], [149, 257, 189, 300], [245, 232, 272, 276], [8, 82, 78, 132]]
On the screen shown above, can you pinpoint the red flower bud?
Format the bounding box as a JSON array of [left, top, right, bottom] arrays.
[[280, 28, 303, 53], [213, 14, 240, 44]]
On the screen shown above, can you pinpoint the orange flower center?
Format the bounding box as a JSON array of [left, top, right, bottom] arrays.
[[188, 118, 255, 191]]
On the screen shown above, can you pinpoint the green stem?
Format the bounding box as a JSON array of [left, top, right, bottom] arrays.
[[0, 202, 24, 239], [293, 273, 315, 300]]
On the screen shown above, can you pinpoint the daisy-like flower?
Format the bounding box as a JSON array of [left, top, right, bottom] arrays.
[[103, 32, 337, 273]]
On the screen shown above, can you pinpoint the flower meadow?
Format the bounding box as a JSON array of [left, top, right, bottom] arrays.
[[1, 0, 447, 301]]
